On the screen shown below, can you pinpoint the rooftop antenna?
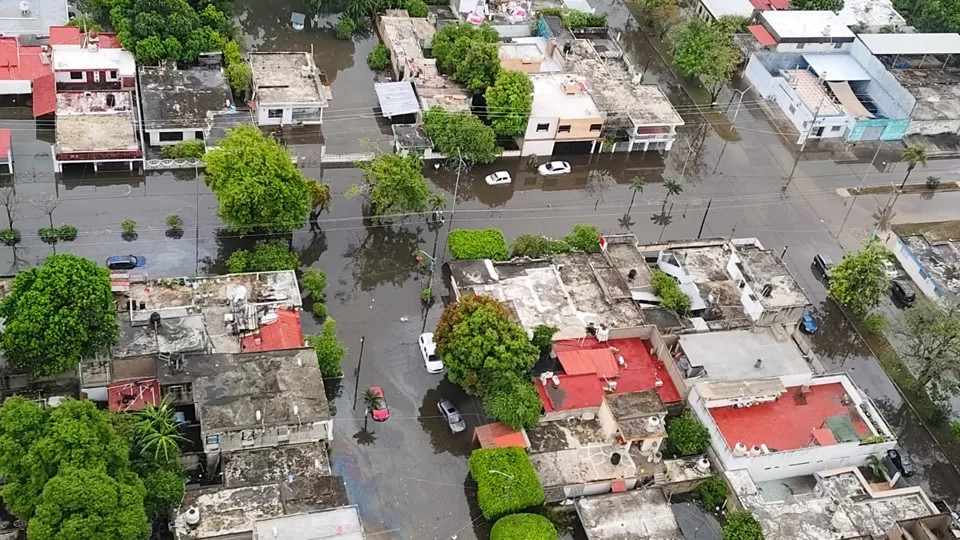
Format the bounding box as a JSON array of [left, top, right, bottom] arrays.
[[256, 409, 264, 432]]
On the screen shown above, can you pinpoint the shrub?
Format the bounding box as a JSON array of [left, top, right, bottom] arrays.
[[482, 377, 542, 429], [448, 228, 508, 260], [863, 312, 887, 334], [509, 234, 570, 259], [666, 413, 710, 456], [227, 240, 299, 273], [121, 219, 137, 234], [39, 227, 59, 244], [926, 175, 941, 189], [722, 510, 764, 540], [531, 324, 558, 353], [490, 513, 557, 540], [952, 421, 960, 442], [56, 224, 77, 241], [335, 17, 357, 39], [302, 268, 327, 300], [366, 42, 391, 70], [698, 475, 728, 514], [652, 269, 692, 314], [160, 139, 206, 159], [469, 447, 544, 519], [307, 317, 346, 377], [166, 215, 183, 230], [0, 228, 20, 246], [537, 7, 606, 29], [562, 224, 602, 253], [404, 0, 429, 17]]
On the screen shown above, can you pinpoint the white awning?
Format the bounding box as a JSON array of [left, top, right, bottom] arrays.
[[858, 33, 960, 56], [803, 54, 872, 82], [827, 81, 873, 119]]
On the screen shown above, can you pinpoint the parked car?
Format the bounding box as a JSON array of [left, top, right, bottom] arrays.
[[882, 259, 899, 279], [106, 255, 146, 271], [812, 254, 834, 279], [437, 399, 466, 433], [485, 171, 512, 186], [369, 387, 389, 421], [538, 161, 571, 176], [891, 280, 916, 307], [419, 332, 444, 374], [887, 448, 916, 477], [800, 308, 818, 334]]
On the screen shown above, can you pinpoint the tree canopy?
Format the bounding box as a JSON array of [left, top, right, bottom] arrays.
[[469, 447, 544, 519], [790, 0, 843, 11], [307, 316, 347, 377], [204, 125, 314, 233], [481, 373, 543, 429], [0, 254, 118, 378], [828, 241, 890, 315], [894, 0, 960, 33], [490, 513, 558, 540], [423, 108, 501, 165], [431, 23, 500, 75], [894, 298, 960, 387], [722, 510, 765, 540], [670, 18, 741, 100], [665, 413, 710, 456], [447, 228, 509, 260], [348, 152, 442, 220], [485, 70, 534, 137], [226, 240, 300, 273], [454, 41, 501, 94]]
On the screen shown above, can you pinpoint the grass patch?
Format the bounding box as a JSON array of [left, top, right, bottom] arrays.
[[849, 183, 960, 197], [891, 220, 960, 242]]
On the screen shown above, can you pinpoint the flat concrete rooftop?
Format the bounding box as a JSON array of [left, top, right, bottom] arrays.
[[530, 73, 602, 120], [250, 52, 327, 106], [678, 329, 812, 382], [0, 0, 67, 35], [529, 444, 638, 487], [892, 69, 960, 122], [139, 65, 232, 130], [576, 489, 682, 540], [223, 443, 332, 488], [55, 114, 138, 154]]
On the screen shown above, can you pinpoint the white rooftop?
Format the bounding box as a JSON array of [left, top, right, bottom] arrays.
[[530, 74, 602, 120], [837, 0, 905, 29], [252, 507, 365, 540], [0, 0, 67, 35], [700, 0, 754, 19], [678, 329, 812, 383], [858, 33, 960, 55], [53, 48, 136, 75], [575, 489, 682, 540], [760, 11, 856, 41]]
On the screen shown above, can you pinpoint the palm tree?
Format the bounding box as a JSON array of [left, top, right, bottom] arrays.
[[628, 176, 646, 214], [310, 182, 331, 214], [363, 389, 382, 413], [898, 144, 928, 190], [136, 399, 187, 464], [864, 454, 886, 481], [662, 179, 683, 207]]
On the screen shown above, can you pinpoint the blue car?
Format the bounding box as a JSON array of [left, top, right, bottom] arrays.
[[106, 255, 146, 271], [801, 308, 818, 334]]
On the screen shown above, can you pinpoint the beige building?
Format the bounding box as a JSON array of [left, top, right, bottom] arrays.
[[522, 73, 603, 156]]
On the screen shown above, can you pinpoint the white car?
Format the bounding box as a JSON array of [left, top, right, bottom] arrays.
[[882, 260, 898, 279], [538, 161, 571, 176], [485, 171, 512, 186], [419, 333, 444, 373]]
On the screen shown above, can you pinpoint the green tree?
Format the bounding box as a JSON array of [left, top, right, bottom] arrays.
[[367, 42, 391, 69], [628, 176, 646, 213], [141, 467, 185, 521], [722, 510, 765, 540], [348, 152, 437, 220], [204, 124, 313, 232], [790, 0, 842, 10], [662, 179, 683, 204], [482, 375, 543, 429], [454, 41, 501, 94], [226, 62, 252, 94], [447, 228, 509, 260], [404, 0, 428, 16], [27, 468, 150, 540], [893, 298, 960, 386], [652, 269, 692, 314], [828, 240, 890, 315], [226, 240, 300, 273], [485, 70, 534, 137], [509, 234, 570, 258], [698, 475, 728, 513], [563, 224, 603, 253], [434, 295, 538, 395], [160, 139, 205, 159], [307, 317, 347, 377], [431, 23, 500, 74], [0, 254, 117, 378], [302, 268, 327, 300], [134, 35, 165, 63], [135, 400, 186, 464], [531, 324, 559, 353], [363, 388, 382, 411], [671, 19, 741, 101], [67, 16, 104, 31], [310, 181, 332, 214], [665, 413, 710, 456], [469, 447, 544, 519], [490, 513, 557, 540], [335, 16, 357, 39], [423, 108, 501, 164]]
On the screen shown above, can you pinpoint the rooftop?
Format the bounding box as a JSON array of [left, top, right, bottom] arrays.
[[250, 52, 327, 106], [727, 468, 940, 540], [223, 443, 332, 488], [52, 47, 135, 74], [374, 81, 419, 118], [239, 308, 304, 353], [709, 382, 868, 451], [662, 456, 714, 485], [575, 489, 682, 540], [536, 337, 681, 413], [112, 313, 207, 358], [699, 0, 754, 19], [0, 39, 50, 82], [175, 476, 350, 540], [603, 390, 667, 440], [898, 232, 960, 295], [891, 69, 960, 122], [139, 65, 233, 130], [107, 379, 160, 412], [859, 33, 960, 56], [251, 506, 364, 540], [676, 329, 813, 383], [837, 0, 906, 28], [759, 11, 856, 41], [392, 123, 431, 149], [783, 69, 845, 116], [529, 73, 602, 120], [0, 0, 68, 35], [529, 443, 639, 488], [54, 92, 139, 154], [526, 417, 610, 453], [474, 421, 530, 449]]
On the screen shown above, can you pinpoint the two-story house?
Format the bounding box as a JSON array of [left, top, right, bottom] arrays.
[[522, 73, 604, 156]]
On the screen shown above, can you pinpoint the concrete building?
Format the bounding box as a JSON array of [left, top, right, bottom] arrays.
[[745, 40, 913, 143], [522, 73, 604, 156], [689, 373, 895, 482], [53, 91, 143, 172], [837, 0, 906, 32], [575, 489, 683, 540], [0, 37, 55, 116], [249, 52, 329, 126], [749, 11, 857, 54], [695, 0, 754, 21], [887, 221, 960, 303], [50, 26, 136, 90], [726, 467, 942, 539], [497, 37, 562, 73], [139, 65, 235, 147], [598, 390, 668, 459], [0, 0, 68, 36]]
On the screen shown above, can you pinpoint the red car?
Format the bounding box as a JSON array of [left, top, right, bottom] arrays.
[[369, 387, 389, 421]]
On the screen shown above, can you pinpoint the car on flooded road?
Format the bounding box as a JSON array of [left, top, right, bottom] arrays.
[[106, 255, 146, 270], [437, 399, 466, 433], [369, 387, 389, 421], [801, 308, 818, 334], [419, 333, 444, 373], [484, 171, 512, 186], [538, 161, 571, 176]]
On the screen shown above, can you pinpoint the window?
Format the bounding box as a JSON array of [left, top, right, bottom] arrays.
[[589, 123, 602, 132], [109, 70, 118, 79], [536, 123, 550, 132], [796, 42, 805, 49], [833, 42, 843, 49], [267, 109, 284, 119], [788, 104, 796, 114], [195, 131, 204, 140], [558, 125, 571, 133], [158, 131, 184, 142], [69, 71, 83, 80], [831, 125, 842, 132]]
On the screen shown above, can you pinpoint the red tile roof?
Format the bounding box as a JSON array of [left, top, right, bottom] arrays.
[[99, 33, 124, 49], [0, 129, 11, 161], [240, 309, 304, 352], [556, 348, 619, 379], [32, 73, 56, 117], [0, 39, 53, 82], [50, 26, 82, 45], [748, 25, 778, 46], [108, 379, 160, 412], [709, 383, 869, 452], [536, 337, 682, 412], [749, 0, 790, 9], [474, 422, 529, 449]]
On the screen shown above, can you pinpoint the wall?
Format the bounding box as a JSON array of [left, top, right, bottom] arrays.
[[775, 42, 851, 54], [848, 118, 909, 142], [598, 400, 616, 438], [849, 39, 914, 120], [203, 419, 334, 454], [907, 119, 960, 137], [525, 116, 558, 141], [554, 117, 604, 141], [521, 138, 555, 157], [726, 253, 764, 322], [885, 234, 946, 302], [55, 70, 121, 85], [258, 105, 292, 126], [147, 128, 203, 147], [0, 80, 32, 94], [499, 57, 542, 73]]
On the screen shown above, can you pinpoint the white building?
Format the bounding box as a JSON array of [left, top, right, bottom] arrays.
[[249, 52, 329, 126], [0, 0, 67, 36], [50, 26, 136, 90], [695, 0, 754, 21], [522, 73, 604, 156], [755, 11, 857, 53], [837, 0, 906, 32]]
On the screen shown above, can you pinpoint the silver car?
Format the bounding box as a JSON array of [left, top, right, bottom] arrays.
[[437, 399, 466, 433]]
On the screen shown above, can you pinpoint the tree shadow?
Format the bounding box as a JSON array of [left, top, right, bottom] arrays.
[[340, 223, 424, 293], [416, 378, 474, 458], [618, 213, 636, 230], [352, 424, 378, 446], [121, 231, 138, 242], [198, 228, 289, 275]]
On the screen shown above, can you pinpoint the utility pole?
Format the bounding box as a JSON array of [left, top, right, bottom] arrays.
[[352, 336, 366, 411], [838, 142, 884, 239], [783, 95, 826, 193], [697, 198, 712, 239], [713, 86, 753, 175]]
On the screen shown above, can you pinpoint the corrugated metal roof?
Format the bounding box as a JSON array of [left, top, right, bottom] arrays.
[[859, 33, 960, 56], [557, 348, 619, 379], [747, 25, 778, 47], [375, 81, 420, 118]]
